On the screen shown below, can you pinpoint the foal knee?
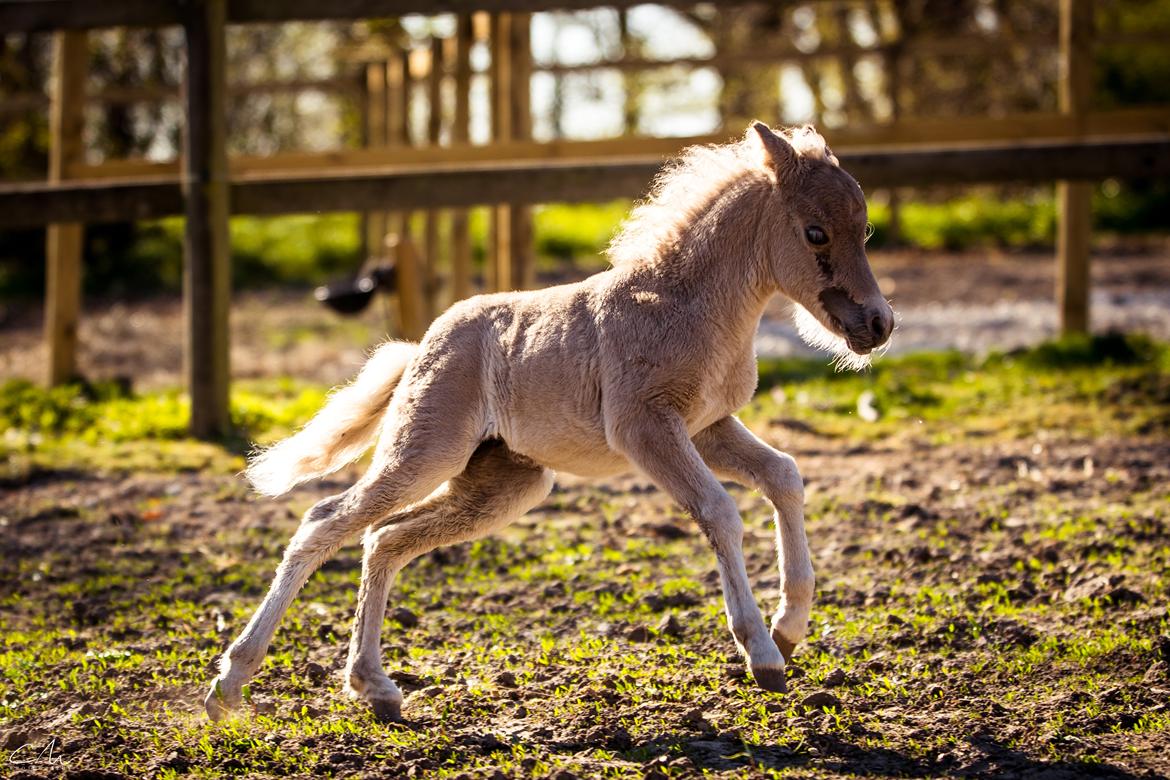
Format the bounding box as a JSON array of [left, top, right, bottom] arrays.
[[693, 493, 744, 550], [764, 452, 804, 507]]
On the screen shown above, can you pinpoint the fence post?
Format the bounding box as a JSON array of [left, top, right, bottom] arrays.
[[1057, 0, 1093, 335], [450, 14, 474, 302], [363, 60, 389, 262], [490, 12, 514, 292], [392, 235, 427, 341], [182, 0, 231, 438], [884, 42, 903, 247], [423, 36, 443, 317], [509, 12, 535, 291], [389, 48, 427, 340], [44, 30, 86, 386]]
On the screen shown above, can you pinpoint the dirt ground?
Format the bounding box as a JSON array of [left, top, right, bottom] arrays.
[[2, 433, 1168, 778], [2, 354, 1169, 778]]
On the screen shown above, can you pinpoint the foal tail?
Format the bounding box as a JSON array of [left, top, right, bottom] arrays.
[[246, 340, 417, 497]]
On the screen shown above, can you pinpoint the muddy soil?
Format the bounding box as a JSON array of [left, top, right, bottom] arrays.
[[1, 423, 1167, 778]]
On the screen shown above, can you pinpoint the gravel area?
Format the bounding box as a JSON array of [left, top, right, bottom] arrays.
[[759, 288, 1170, 358]]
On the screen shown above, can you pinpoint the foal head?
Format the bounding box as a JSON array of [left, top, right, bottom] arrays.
[[750, 122, 894, 368]]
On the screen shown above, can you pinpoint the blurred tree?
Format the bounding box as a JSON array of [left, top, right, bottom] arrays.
[[677, 4, 786, 128]]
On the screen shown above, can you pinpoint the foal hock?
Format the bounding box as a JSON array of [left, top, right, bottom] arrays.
[[205, 122, 893, 721]]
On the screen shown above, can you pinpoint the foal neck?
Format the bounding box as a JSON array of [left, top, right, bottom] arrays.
[[652, 174, 775, 322]]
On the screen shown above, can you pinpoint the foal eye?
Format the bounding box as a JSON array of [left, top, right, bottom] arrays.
[[805, 226, 828, 245]]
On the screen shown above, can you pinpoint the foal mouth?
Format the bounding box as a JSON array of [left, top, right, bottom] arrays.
[[820, 288, 870, 355], [819, 287, 891, 356], [844, 336, 874, 356]]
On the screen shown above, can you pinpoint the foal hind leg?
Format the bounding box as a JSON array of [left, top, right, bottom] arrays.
[[343, 440, 554, 720], [204, 406, 484, 720], [203, 489, 386, 720]]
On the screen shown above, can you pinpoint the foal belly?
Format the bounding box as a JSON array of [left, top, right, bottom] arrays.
[[505, 424, 631, 478]]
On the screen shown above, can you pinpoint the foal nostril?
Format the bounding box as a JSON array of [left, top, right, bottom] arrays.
[[869, 313, 888, 342]]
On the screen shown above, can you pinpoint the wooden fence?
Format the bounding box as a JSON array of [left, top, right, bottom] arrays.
[[2, 0, 1169, 437]]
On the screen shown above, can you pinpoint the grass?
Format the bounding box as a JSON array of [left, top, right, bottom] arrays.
[[749, 332, 1170, 444], [1, 334, 1167, 777]]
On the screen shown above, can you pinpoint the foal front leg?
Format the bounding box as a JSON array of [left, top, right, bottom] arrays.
[[609, 407, 786, 692], [694, 416, 813, 662]]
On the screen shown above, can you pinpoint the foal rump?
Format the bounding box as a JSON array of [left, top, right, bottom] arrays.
[[245, 340, 418, 497]]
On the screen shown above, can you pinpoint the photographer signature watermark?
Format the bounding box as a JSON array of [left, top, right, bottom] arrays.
[[7, 737, 66, 767]]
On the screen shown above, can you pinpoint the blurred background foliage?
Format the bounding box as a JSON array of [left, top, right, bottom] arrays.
[[0, 0, 1168, 298]]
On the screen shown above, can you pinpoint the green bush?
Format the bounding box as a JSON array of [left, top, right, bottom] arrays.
[[866, 194, 1058, 250], [533, 201, 629, 266], [141, 213, 364, 288]]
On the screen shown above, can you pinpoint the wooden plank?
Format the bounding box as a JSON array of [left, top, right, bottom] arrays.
[[0, 0, 181, 33], [60, 106, 1170, 182], [1057, 0, 1094, 335], [1057, 181, 1093, 333], [450, 14, 474, 303], [392, 45, 425, 334], [363, 60, 389, 261], [490, 12, 514, 292], [182, 0, 232, 439], [0, 76, 361, 116], [0, 0, 1055, 52], [3, 139, 1169, 229], [427, 37, 444, 145], [230, 0, 699, 24], [493, 202, 513, 292], [489, 14, 513, 144], [385, 50, 408, 255], [884, 45, 903, 247], [392, 235, 427, 340], [509, 12, 535, 291], [394, 49, 411, 146], [44, 29, 87, 386], [423, 36, 444, 318], [0, 179, 185, 225]]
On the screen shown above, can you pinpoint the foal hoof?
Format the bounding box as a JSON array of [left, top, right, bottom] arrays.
[[750, 664, 787, 694], [369, 696, 403, 723], [345, 680, 404, 723], [204, 678, 240, 722], [771, 628, 798, 664]]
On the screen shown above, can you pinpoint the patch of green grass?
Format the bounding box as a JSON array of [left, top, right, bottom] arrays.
[[748, 333, 1170, 443], [0, 378, 328, 478]]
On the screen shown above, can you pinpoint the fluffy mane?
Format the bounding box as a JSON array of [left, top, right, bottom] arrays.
[[606, 125, 830, 269]]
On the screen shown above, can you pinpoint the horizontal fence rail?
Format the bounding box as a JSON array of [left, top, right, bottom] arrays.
[[20, 107, 1165, 182], [1, 0, 687, 32], [1, 138, 1168, 230]]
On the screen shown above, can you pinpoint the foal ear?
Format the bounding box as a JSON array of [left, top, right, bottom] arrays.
[[749, 121, 799, 179]]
